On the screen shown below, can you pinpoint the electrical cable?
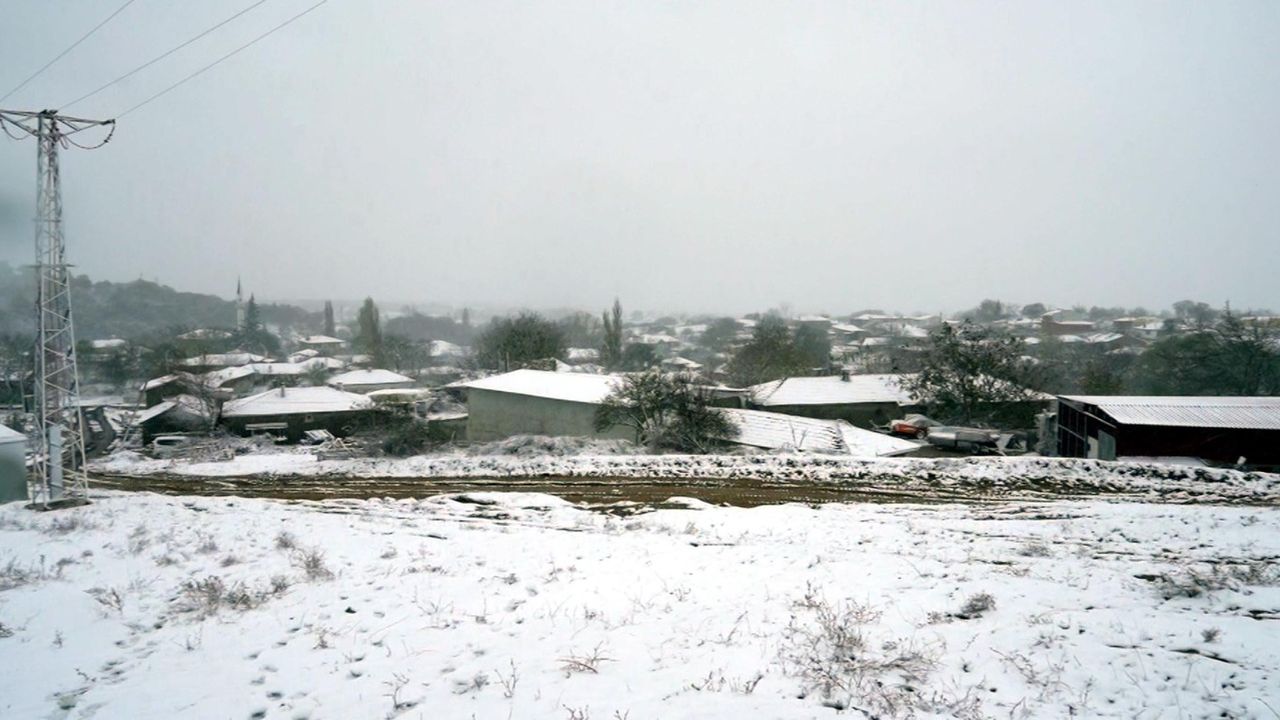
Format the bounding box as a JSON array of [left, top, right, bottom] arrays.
[[116, 0, 326, 119], [0, 0, 139, 103], [62, 0, 271, 110]]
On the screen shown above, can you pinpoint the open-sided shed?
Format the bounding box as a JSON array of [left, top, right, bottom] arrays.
[[1056, 395, 1280, 466]]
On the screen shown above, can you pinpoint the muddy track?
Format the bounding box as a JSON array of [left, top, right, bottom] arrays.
[[89, 470, 1193, 508]]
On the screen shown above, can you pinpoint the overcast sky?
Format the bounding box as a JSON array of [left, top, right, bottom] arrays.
[[1, 1, 1277, 316]]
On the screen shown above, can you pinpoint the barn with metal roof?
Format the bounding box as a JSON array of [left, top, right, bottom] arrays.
[[1055, 395, 1280, 466]]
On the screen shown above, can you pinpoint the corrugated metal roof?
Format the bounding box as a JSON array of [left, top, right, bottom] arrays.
[[749, 374, 917, 407], [0, 423, 25, 444], [720, 408, 919, 456], [1060, 395, 1280, 430]]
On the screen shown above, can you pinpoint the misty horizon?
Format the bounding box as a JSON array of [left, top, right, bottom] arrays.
[[2, 1, 1278, 315]]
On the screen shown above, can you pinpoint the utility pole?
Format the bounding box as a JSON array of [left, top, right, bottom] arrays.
[[0, 109, 115, 508]]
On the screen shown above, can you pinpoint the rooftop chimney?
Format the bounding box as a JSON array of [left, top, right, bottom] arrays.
[[840, 369, 851, 382]]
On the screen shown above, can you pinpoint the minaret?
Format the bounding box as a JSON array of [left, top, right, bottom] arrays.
[[235, 276, 246, 331]]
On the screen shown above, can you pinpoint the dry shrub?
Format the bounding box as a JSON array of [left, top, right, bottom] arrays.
[[956, 592, 996, 619], [780, 584, 939, 716], [291, 547, 334, 581], [1154, 562, 1279, 600]]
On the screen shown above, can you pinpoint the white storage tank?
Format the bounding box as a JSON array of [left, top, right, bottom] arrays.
[[0, 424, 27, 504]]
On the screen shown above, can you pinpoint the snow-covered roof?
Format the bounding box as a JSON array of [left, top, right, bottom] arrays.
[[248, 362, 304, 377], [0, 423, 25, 444], [89, 338, 127, 350], [750, 374, 917, 407], [429, 340, 467, 358], [664, 357, 703, 370], [298, 357, 346, 371], [830, 323, 865, 334], [298, 335, 345, 345], [463, 369, 622, 404], [134, 395, 209, 424], [222, 387, 374, 418], [566, 347, 600, 362], [721, 408, 919, 456], [328, 369, 414, 387], [133, 401, 177, 425], [289, 349, 320, 362], [177, 328, 232, 341], [635, 333, 681, 345], [140, 374, 180, 391], [204, 366, 255, 388], [1060, 396, 1280, 430], [179, 352, 270, 368]]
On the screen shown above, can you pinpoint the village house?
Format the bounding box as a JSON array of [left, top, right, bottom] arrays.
[[296, 334, 346, 355], [1040, 314, 1096, 337], [747, 373, 922, 428], [459, 369, 911, 456], [327, 368, 415, 393], [220, 386, 374, 441], [134, 394, 214, 443], [178, 351, 272, 373], [461, 371, 629, 442]]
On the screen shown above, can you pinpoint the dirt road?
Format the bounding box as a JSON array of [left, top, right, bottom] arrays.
[[90, 470, 1153, 509]]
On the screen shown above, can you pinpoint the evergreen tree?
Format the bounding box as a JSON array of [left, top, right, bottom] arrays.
[[244, 294, 262, 334], [793, 324, 832, 370], [356, 297, 385, 366], [726, 314, 803, 386], [601, 298, 624, 368], [234, 294, 279, 355], [323, 300, 336, 336]]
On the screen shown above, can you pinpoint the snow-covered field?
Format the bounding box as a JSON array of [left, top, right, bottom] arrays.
[[91, 447, 1280, 504], [2, 491, 1278, 719]]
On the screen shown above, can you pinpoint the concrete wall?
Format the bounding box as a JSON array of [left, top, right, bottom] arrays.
[[466, 389, 634, 442], [0, 438, 27, 504]]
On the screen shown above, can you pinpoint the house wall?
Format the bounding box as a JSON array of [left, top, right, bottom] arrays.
[[222, 411, 369, 443], [0, 438, 26, 504], [335, 381, 415, 394], [754, 402, 915, 429], [466, 389, 633, 442]]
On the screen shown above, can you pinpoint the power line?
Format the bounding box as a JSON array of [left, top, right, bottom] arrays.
[[63, 0, 271, 111], [117, 0, 327, 119], [0, 0, 139, 103]]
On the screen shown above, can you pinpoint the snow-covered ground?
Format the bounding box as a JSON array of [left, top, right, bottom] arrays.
[[90, 447, 1280, 504], [2, 492, 1278, 718]]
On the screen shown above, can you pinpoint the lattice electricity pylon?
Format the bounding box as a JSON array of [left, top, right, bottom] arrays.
[[0, 109, 115, 508]]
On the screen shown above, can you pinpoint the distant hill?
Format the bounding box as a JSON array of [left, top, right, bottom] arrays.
[[0, 263, 316, 340]]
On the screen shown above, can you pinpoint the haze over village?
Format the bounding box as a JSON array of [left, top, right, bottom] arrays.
[[1, 2, 1279, 719]]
